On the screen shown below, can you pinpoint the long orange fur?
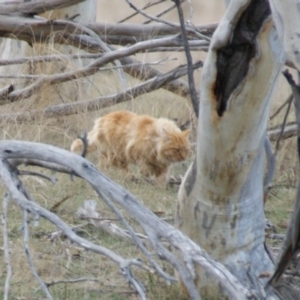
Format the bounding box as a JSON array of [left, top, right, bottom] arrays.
[[71, 111, 190, 185]]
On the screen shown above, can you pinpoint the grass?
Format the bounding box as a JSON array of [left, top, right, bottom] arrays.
[[0, 42, 298, 300]]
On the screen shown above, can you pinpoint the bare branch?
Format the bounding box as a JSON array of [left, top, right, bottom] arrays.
[[142, 0, 184, 25], [0, 0, 86, 15], [2, 193, 12, 300], [18, 170, 58, 184], [22, 210, 54, 300], [8, 158, 76, 176], [274, 94, 293, 154], [119, 0, 168, 23], [0, 84, 14, 99], [125, 0, 210, 41], [0, 61, 203, 123], [263, 136, 276, 204], [0, 141, 260, 300], [52, 19, 128, 89], [0, 159, 148, 299], [77, 200, 149, 242], [125, 0, 179, 27], [270, 94, 293, 120], [269, 69, 300, 286], [0, 53, 103, 67], [45, 277, 100, 287], [268, 124, 297, 141], [174, 0, 199, 117], [0, 35, 204, 103], [0, 15, 216, 44]]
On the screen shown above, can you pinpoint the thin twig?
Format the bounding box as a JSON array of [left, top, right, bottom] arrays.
[[23, 210, 54, 299], [0, 0, 86, 15], [263, 136, 276, 204], [119, 0, 167, 23], [18, 170, 57, 184], [45, 277, 100, 287], [173, 0, 199, 117], [54, 19, 128, 89], [0, 84, 14, 99], [0, 53, 103, 67], [270, 94, 293, 120], [0, 57, 176, 79], [77, 200, 150, 242], [142, 1, 185, 25], [274, 94, 293, 155], [2, 193, 12, 300], [126, 0, 180, 27]]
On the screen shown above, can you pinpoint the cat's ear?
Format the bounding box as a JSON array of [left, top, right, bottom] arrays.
[[182, 129, 190, 138], [162, 128, 171, 141]]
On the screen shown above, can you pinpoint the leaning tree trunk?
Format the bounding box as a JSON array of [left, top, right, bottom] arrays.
[[0, 0, 96, 102], [176, 0, 285, 298]]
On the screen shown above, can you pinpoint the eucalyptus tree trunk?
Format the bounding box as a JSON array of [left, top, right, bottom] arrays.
[[0, 0, 96, 101], [176, 0, 285, 298]]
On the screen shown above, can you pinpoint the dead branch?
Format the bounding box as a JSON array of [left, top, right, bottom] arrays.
[[18, 170, 58, 184], [22, 210, 53, 300], [0, 53, 102, 67], [8, 158, 75, 176], [0, 158, 148, 300], [0, 84, 14, 99], [0, 141, 259, 300], [0, 14, 215, 44], [142, 0, 183, 25], [77, 200, 149, 242], [0, 0, 85, 15], [274, 94, 293, 154], [125, 0, 210, 42], [0, 35, 204, 104], [0, 61, 202, 123], [263, 136, 276, 203], [174, 0, 199, 117], [119, 0, 167, 23], [52, 19, 128, 89], [118, 54, 199, 99], [270, 94, 293, 120], [44, 277, 100, 288], [2, 193, 11, 300], [268, 124, 297, 141], [268, 70, 300, 286], [125, 0, 179, 27], [0, 49, 198, 101]]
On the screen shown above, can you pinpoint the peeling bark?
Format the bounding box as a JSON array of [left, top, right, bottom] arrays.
[[176, 0, 285, 298]]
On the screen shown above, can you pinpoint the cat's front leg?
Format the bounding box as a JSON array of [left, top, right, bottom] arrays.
[[155, 167, 170, 188]]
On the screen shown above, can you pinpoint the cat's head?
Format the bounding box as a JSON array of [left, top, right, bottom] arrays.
[[158, 129, 190, 163]]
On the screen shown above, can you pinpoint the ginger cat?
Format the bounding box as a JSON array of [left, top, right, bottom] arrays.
[[71, 110, 190, 185]]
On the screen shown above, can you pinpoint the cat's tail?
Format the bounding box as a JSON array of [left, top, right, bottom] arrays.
[[70, 127, 99, 155]]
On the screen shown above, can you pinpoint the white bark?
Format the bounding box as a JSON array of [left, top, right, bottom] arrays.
[[269, 0, 300, 71], [177, 0, 285, 298]]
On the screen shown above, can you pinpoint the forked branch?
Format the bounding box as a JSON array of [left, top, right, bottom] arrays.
[[0, 141, 258, 300]]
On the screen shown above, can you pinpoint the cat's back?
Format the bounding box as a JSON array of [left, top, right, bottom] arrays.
[[96, 110, 137, 138]]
